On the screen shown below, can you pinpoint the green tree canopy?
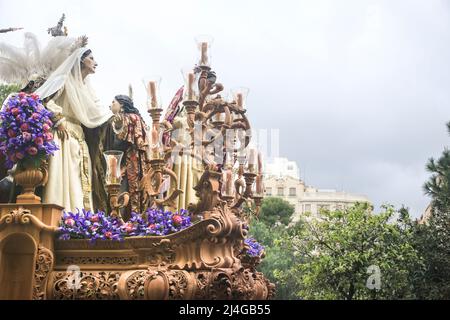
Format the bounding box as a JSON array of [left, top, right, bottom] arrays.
[[258, 197, 295, 226], [274, 202, 423, 300]]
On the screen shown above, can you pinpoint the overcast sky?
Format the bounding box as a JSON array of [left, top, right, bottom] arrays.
[[1, 0, 449, 217]]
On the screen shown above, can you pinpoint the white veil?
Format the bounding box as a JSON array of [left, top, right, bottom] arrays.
[[35, 47, 112, 128]]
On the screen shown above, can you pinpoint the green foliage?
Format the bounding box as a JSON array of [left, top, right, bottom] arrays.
[[249, 219, 303, 299], [0, 83, 21, 105], [253, 202, 423, 300], [415, 121, 450, 299], [258, 197, 295, 226]]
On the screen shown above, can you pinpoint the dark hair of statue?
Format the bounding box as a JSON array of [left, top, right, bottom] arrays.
[[114, 95, 140, 115], [81, 49, 92, 62]]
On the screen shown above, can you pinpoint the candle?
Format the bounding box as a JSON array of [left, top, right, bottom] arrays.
[[201, 42, 208, 65], [148, 81, 157, 109], [236, 93, 243, 108], [257, 152, 262, 174], [226, 169, 233, 195], [248, 148, 256, 172], [109, 155, 118, 184], [188, 72, 194, 100], [151, 125, 159, 157], [256, 174, 262, 194]]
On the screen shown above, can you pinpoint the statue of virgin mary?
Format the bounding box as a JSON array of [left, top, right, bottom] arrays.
[[35, 47, 112, 212]]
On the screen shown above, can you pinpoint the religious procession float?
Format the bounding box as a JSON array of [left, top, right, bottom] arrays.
[[0, 15, 274, 300]]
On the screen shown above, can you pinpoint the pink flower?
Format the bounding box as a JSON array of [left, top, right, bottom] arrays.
[[43, 123, 50, 131], [15, 152, 24, 160], [15, 114, 22, 121], [31, 93, 39, 100], [44, 132, 53, 141], [105, 231, 112, 238], [34, 137, 44, 146], [64, 218, 75, 227], [32, 113, 40, 120], [18, 92, 25, 98], [124, 223, 134, 233], [149, 223, 156, 229], [11, 108, 19, 116], [20, 123, 29, 132], [27, 146, 38, 156], [20, 99, 27, 105], [172, 215, 182, 226], [23, 132, 32, 141], [7, 129, 16, 138], [91, 215, 99, 222]]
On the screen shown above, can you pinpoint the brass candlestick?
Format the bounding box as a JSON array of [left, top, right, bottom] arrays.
[[106, 183, 129, 222]]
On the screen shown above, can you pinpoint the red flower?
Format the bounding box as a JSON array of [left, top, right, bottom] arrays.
[[23, 132, 31, 141], [64, 218, 75, 226], [44, 132, 53, 141], [124, 223, 134, 233], [11, 108, 19, 116], [15, 152, 24, 160], [105, 231, 112, 238], [31, 93, 39, 100], [34, 137, 44, 146], [27, 146, 38, 156], [172, 215, 182, 226], [7, 129, 16, 138], [20, 123, 29, 132], [18, 92, 25, 98]]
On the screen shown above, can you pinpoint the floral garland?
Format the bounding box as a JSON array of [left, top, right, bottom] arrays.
[[59, 208, 192, 242], [0, 92, 58, 169]]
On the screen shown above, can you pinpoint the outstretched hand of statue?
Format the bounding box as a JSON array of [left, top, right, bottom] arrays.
[[112, 113, 124, 133], [55, 120, 69, 141]]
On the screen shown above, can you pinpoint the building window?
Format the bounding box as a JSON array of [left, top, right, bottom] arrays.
[[304, 204, 311, 212], [266, 187, 272, 196], [277, 187, 284, 196], [289, 187, 296, 196]]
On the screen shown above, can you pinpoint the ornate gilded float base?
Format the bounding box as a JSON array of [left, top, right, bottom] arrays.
[[47, 267, 274, 300]]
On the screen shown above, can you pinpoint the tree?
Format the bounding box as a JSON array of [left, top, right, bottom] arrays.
[[258, 197, 295, 226], [416, 121, 450, 299], [248, 197, 301, 299], [0, 83, 20, 106], [0, 83, 21, 179], [250, 218, 304, 299], [275, 202, 423, 300]]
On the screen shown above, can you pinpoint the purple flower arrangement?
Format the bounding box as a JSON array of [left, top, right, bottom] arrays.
[[244, 237, 265, 258], [58, 208, 192, 242], [0, 92, 58, 169]]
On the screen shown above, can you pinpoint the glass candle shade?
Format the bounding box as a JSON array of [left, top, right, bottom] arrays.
[[181, 67, 199, 101], [195, 34, 214, 67], [230, 87, 249, 109], [104, 150, 124, 184], [142, 76, 162, 110]]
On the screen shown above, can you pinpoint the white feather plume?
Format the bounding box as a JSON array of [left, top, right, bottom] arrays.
[[0, 32, 87, 86]]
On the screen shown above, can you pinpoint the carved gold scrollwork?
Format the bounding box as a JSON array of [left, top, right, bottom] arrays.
[[33, 246, 54, 300]]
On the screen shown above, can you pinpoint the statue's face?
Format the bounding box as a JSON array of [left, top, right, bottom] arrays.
[[111, 99, 121, 114], [81, 53, 98, 74]]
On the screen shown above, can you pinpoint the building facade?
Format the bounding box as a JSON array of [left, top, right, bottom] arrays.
[[263, 158, 370, 222]]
